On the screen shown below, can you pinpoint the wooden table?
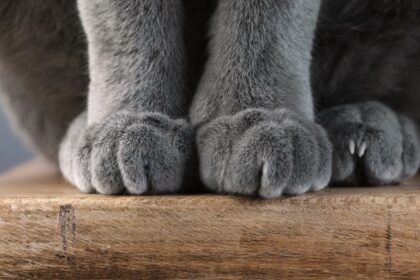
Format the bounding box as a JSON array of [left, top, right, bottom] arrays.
[[1, 160, 420, 279]]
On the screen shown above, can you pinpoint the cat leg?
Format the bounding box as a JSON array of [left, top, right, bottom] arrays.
[[0, 0, 87, 163], [190, 0, 331, 198], [59, 0, 193, 194], [318, 101, 420, 185]]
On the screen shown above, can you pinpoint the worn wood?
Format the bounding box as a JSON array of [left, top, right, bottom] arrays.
[[0, 160, 420, 279]]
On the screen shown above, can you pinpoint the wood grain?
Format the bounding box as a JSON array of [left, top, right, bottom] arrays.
[[0, 160, 420, 279]]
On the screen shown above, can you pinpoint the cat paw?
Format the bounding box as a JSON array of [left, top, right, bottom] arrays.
[[319, 102, 420, 186], [196, 109, 332, 198], [59, 111, 193, 195]]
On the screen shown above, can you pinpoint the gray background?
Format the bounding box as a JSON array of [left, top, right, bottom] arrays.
[[0, 109, 32, 172]]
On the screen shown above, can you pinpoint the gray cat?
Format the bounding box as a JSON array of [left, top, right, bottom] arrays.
[[0, 0, 418, 198]]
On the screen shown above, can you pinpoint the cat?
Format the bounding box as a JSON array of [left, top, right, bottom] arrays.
[[0, 0, 418, 198], [313, 0, 420, 186]]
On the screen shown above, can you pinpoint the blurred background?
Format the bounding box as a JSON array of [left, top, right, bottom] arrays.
[[0, 109, 32, 173]]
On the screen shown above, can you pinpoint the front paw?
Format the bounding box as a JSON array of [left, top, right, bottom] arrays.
[[319, 102, 420, 186], [196, 109, 332, 198], [59, 111, 193, 195]]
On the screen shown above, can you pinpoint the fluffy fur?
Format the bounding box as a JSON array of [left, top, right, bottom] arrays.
[[0, 0, 86, 161], [313, 0, 420, 185], [190, 1, 332, 198], [0, 0, 418, 197]]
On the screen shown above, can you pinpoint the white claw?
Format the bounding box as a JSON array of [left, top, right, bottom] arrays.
[[358, 142, 367, 157], [349, 140, 356, 155]]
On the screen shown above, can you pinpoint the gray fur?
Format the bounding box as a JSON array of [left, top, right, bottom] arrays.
[[0, 0, 195, 195], [60, 0, 194, 194], [78, 0, 188, 123], [190, 0, 331, 198], [319, 102, 420, 186], [313, 0, 420, 186], [0, 0, 87, 163], [59, 111, 193, 194], [196, 108, 331, 198], [1, 0, 419, 197], [191, 0, 320, 125]]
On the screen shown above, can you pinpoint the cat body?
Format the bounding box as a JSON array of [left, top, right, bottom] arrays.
[[0, 0, 418, 197], [314, 0, 420, 121]]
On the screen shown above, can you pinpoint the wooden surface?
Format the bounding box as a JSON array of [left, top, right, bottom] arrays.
[[1, 161, 420, 279]]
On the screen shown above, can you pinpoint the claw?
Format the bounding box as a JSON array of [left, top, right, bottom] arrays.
[[349, 140, 356, 155], [358, 142, 367, 157]]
